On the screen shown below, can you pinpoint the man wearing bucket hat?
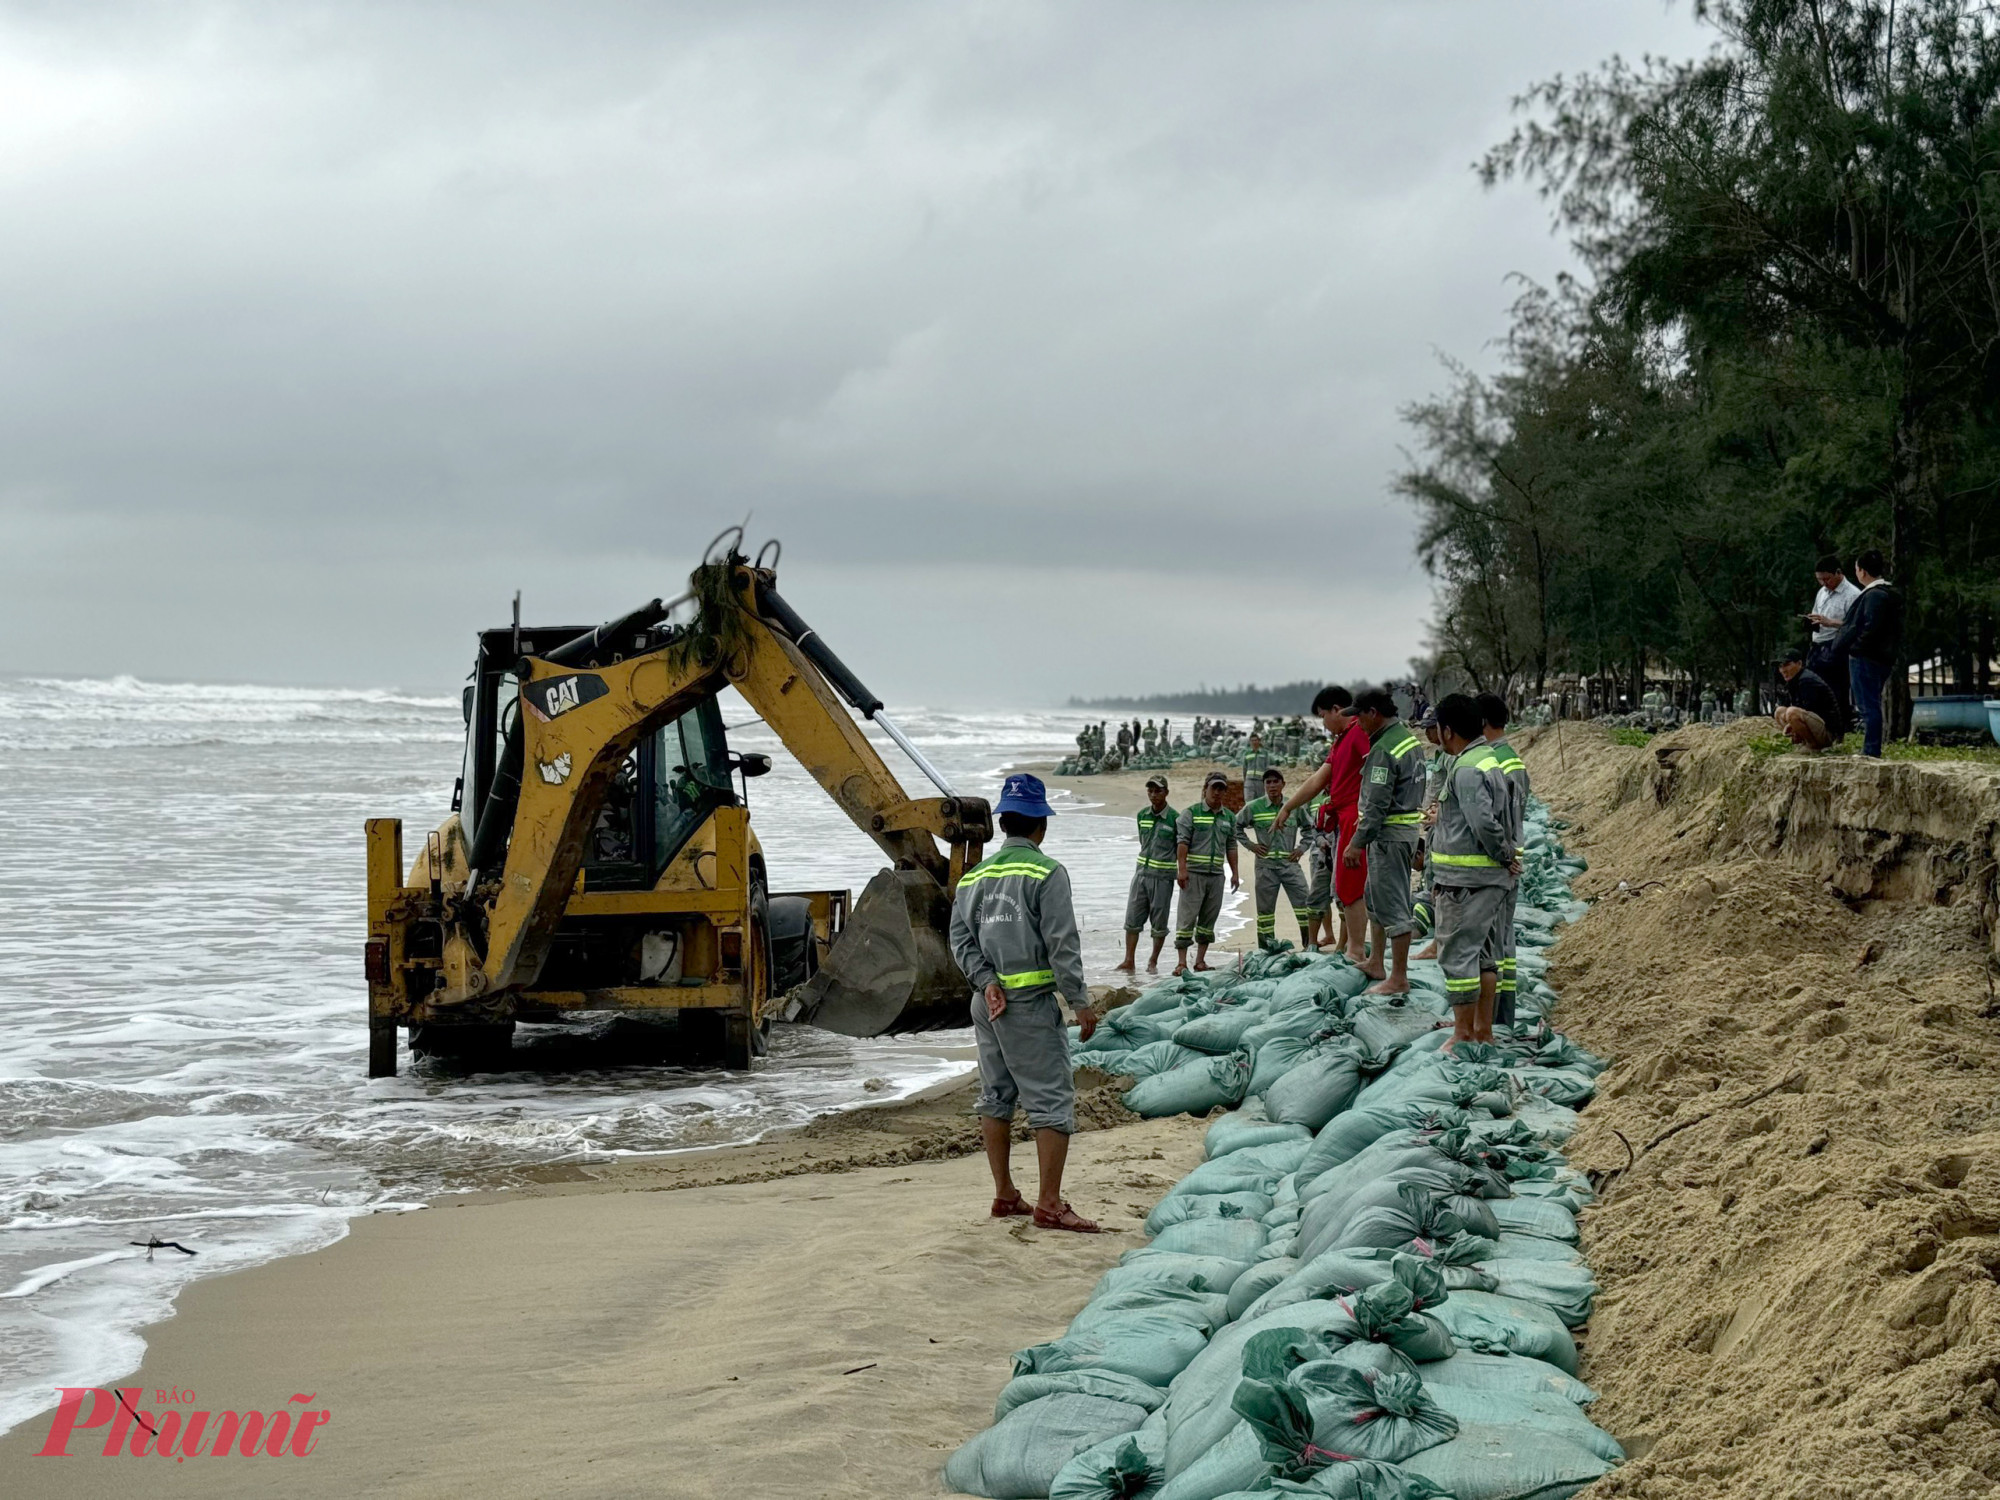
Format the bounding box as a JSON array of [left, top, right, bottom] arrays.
[[948, 773, 1101, 1233], [1117, 774, 1179, 975]]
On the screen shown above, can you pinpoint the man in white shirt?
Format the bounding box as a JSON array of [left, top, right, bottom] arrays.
[[1806, 554, 1861, 717]]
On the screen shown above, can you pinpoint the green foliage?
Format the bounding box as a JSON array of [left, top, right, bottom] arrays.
[[1406, 1, 2000, 704], [1609, 727, 1655, 747]]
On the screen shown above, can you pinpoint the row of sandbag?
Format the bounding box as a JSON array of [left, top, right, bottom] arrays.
[[945, 807, 1620, 1500]]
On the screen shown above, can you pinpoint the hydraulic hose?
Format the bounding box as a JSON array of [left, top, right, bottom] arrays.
[[753, 579, 957, 797]]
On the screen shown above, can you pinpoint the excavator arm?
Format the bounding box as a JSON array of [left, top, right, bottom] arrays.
[[428, 557, 989, 1031]]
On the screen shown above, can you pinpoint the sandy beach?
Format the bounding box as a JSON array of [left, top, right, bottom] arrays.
[[0, 756, 1304, 1499]]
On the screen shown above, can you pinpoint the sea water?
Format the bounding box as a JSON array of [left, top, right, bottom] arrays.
[[0, 675, 1248, 1435]]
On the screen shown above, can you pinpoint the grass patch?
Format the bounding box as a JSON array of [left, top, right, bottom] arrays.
[[1609, 727, 1654, 747], [1869, 736, 2000, 766], [1747, 733, 1792, 758]]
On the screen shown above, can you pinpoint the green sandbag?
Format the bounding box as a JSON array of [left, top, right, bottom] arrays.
[[1483, 1258, 1598, 1328], [1347, 1003, 1446, 1057], [1240, 1249, 1445, 1326], [1224, 1257, 1299, 1322], [1297, 1103, 1470, 1183], [1167, 1154, 1291, 1201], [1146, 1191, 1276, 1238], [1154, 1418, 1269, 1500], [1487, 1196, 1579, 1244], [1423, 1385, 1623, 1463], [1119, 1039, 1208, 1080], [1178, 1007, 1267, 1055], [1512, 1067, 1596, 1107], [1398, 1420, 1614, 1500], [1148, 1216, 1270, 1262], [1420, 1349, 1596, 1405], [1049, 1425, 1167, 1500], [1233, 1359, 1459, 1466], [1069, 1282, 1228, 1338], [1014, 1316, 1214, 1388], [1229, 1460, 1452, 1499], [943, 1393, 1151, 1498], [1125, 1051, 1252, 1118], [1297, 1160, 1502, 1256], [1243, 1018, 1341, 1075], [1428, 1290, 1579, 1374], [1099, 1251, 1250, 1297], [1490, 1231, 1583, 1264], [1314, 1183, 1493, 1263], [1262, 1045, 1368, 1129], [1204, 1113, 1313, 1160], [996, 1368, 1166, 1422]]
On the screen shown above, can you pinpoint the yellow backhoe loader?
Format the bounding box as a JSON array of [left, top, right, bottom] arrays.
[[363, 538, 990, 1075]]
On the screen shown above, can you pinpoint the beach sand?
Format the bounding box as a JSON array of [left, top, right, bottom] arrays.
[[3, 756, 1304, 1499]]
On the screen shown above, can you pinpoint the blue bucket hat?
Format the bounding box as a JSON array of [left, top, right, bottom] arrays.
[[995, 773, 1055, 818]]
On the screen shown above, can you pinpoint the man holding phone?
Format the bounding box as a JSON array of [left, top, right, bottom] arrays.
[[1805, 554, 1860, 719]]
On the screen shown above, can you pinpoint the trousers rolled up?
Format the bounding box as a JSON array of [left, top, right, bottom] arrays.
[[1253, 859, 1310, 944], [1124, 872, 1174, 938], [1363, 829, 1419, 938], [1305, 849, 1333, 921], [1175, 872, 1226, 948]]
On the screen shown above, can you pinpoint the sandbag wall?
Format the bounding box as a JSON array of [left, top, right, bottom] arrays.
[[945, 803, 1619, 1500]]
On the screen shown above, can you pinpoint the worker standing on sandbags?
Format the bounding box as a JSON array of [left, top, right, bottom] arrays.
[[1116, 774, 1179, 974], [1476, 693, 1530, 1028], [1235, 767, 1314, 951], [1413, 707, 1447, 961], [949, 773, 1101, 1234], [1174, 771, 1239, 974], [1347, 688, 1427, 995], [1430, 694, 1519, 1045], [1269, 685, 1369, 965]]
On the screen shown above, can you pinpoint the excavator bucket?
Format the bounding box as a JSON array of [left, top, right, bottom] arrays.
[[787, 867, 970, 1035]]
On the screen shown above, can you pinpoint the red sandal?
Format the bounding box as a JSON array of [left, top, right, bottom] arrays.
[[1033, 1202, 1101, 1234], [991, 1193, 1032, 1218]]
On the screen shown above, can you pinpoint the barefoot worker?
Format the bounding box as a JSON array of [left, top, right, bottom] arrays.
[[1236, 767, 1314, 951], [1269, 686, 1368, 964], [948, 773, 1101, 1233], [1476, 693, 1529, 1028], [1430, 695, 1519, 1045], [1347, 688, 1426, 995], [1174, 771, 1239, 974], [1117, 774, 1179, 974]]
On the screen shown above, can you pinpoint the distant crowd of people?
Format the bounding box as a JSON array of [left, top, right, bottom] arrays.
[[1060, 702, 1427, 778]]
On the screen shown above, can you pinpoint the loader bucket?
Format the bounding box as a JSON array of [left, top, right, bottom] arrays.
[[789, 867, 969, 1036]]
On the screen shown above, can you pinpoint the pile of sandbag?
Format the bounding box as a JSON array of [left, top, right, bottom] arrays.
[[944, 804, 1621, 1500]]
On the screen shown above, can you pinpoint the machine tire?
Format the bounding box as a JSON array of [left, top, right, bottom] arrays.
[[766, 894, 819, 994], [410, 1021, 515, 1069]]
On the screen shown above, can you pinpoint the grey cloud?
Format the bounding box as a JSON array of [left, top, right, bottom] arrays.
[[0, 0, 1702, 700]]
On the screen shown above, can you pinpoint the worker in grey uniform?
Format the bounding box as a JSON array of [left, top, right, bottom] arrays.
[[1174, 770, 1239, 974], [948, 773, 1101, 1233], [1412, 707, 1447, 960], [1476, 692, 1530, 1029], [1236, 767, 1314, 950], [1240, 732, 1271, 804], [1428, 695, 1519, 1046], [1117, 774, 1179, 974], [1346, 688, 1426, 995]]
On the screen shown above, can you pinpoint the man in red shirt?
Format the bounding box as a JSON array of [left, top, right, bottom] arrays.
[[1270, 685, 1370, 965]]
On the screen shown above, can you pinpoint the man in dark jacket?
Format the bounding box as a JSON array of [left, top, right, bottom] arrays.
[[1774, 649, 1843, 752], [1828, 549, 1904, 757]]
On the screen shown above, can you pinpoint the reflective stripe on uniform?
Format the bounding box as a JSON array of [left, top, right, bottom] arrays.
[[957, 859, 1055, 886], [1432, 852, 1500, 867], [1384, 812, 1424, 826], [998, 969, 1055, 989]]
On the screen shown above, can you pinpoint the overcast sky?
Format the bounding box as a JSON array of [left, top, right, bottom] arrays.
[[0, 1, 1705, 705]]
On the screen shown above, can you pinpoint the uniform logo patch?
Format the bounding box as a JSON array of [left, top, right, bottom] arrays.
[[1369, 766, 1389, 784]]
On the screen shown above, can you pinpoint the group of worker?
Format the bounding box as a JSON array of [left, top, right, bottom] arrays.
[[1117, 685, 1530, 1044], [945, 688, 1533, 1235]]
